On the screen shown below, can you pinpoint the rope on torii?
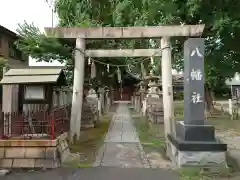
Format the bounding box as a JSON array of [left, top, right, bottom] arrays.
[[74, 46, 170, 69], [74, 46, 170, 88]]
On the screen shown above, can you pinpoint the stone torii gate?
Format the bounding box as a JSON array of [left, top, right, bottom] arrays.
[[45, 25, 205, 142]]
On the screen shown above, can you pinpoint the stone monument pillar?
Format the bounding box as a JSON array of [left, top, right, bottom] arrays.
[[167, 38, 227, 168]]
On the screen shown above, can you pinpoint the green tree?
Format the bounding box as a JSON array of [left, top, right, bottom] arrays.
[[15, 0, 240, 110], [15, 0, 169, 85], [167, 0, 240, 110]]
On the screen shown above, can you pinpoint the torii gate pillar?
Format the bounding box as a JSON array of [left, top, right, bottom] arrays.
[[161, 37, 175, 140], [69, 38, 85, 143]]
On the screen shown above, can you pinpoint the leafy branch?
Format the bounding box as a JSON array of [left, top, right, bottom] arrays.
[[15, 21, 72, 64]]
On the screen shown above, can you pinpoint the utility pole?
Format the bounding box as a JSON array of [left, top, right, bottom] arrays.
[[45, 0, 55, 27]]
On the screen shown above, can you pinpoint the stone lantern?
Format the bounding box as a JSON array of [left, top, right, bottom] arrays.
[[144, 75, 164, 124], [104, 87, 110, 112], [145, 75, 161, 98]]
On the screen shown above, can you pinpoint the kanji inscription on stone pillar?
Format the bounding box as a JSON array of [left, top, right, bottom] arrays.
[[184, 38, 205, 125]]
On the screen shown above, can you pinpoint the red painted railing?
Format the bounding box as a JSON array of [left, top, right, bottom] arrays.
[[0, 105, 71, 140]]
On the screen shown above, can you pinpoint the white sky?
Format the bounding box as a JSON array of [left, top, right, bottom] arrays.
[[0, 0, 63, 66], [0, 1, 180, 74]]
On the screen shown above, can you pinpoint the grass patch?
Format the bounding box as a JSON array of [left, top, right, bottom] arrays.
[[178, 166, 234, 180], [66, 114, 111, 167], [174, 102, 184, 121], [179, 168, 213, 180], [208, 116, 240, 132], [174, 101, 240, 132], [226, 152, 240, 175], [131, 110, 167, 159], [179, 168, 206, 180]]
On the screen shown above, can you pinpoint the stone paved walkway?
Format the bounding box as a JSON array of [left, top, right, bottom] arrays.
[[94, 103, 150, 168]]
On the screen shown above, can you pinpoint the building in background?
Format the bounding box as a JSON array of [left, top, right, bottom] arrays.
[[0, 25, 28, 68], [0, 25, 28, 111], [226, 73, 240, 100]]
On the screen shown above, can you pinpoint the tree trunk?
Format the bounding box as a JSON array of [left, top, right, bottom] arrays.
[[211, 91, 216, 105], [205, 84, 214, 113]]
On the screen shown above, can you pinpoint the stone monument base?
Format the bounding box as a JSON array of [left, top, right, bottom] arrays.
[[176, 121, 216, 141], [167, 121, 228, 169]]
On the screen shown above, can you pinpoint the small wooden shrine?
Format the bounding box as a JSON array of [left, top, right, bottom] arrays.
[[0, 67, 67, 114], [0, 67, 71, 169]]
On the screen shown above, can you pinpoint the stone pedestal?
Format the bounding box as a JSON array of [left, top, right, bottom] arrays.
[[146, 97, 164, 124], [176, 121, 215, 142], [0, 133, 69, 169], [167, 134, 227, 167], [135, 94, 141, 112], [168, 38, 227, 169], [145, 81, 164, 124], [81, 97, 98, 128], [81, 88, 99, 128]]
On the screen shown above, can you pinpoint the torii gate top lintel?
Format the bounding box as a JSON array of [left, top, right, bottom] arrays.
[[44, 24, 205, 39]]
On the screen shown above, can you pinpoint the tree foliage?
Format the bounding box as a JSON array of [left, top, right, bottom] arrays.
[[15, 21, 72, 63], [169, 0, 240, 89], [15, 0, 240, 88]]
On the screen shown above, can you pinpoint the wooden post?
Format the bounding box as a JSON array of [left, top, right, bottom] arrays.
[[229, 99, 233, 119], [99, 87, 104, 115], [131, 96, 133, 106], [161, 37, 175, 138], [70, 38, 85, 143], [137, 95, 141, 112], [98, 98, 101, 117], [142, 98, 147, 116], [134, 96, 137, 111], [110, 86, 114, 105], [106, 90, 110, 112]]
